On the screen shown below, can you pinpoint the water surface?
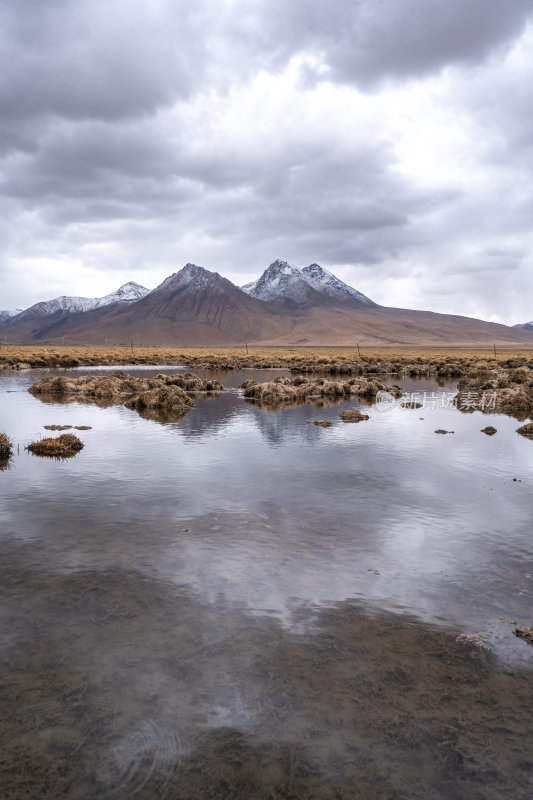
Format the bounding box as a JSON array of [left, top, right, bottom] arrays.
[[1, 366, 532, 798]]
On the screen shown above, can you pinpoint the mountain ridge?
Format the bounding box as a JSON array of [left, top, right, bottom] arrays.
[[2, 262, 532, 346]]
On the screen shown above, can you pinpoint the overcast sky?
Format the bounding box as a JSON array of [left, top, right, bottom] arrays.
[[1, 0, 533, 323]]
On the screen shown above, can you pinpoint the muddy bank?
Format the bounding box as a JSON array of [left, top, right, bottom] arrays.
[[28, 371, 223, 421], [242, 375, 402, 410], [1, 565, 532, 799]]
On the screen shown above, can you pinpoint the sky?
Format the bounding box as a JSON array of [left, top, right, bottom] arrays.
[[1, 0, 533, 324]]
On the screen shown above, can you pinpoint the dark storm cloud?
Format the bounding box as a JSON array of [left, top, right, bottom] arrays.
[[1, 0, 533, 322], [0, 0, 208, 124], [231, 0, 532, 87]]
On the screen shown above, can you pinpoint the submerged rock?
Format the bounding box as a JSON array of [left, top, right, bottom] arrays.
[[313, 420, 333, 427], [435, 429, 454, 434]]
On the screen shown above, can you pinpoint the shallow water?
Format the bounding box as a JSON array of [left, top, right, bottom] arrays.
[[1, 366, 532, 798]]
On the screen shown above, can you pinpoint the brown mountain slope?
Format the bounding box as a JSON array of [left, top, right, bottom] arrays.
[[3, 263, 533, 346]]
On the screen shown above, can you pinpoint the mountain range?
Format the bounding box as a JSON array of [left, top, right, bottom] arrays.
[[1, 260, 533, 346]]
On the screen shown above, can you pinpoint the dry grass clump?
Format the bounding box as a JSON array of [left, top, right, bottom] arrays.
[[26, 433, 84, 457], [313, 420, 333, 427], [516, 422, 533, 438], [28, 371, 222, 423], [481, 426, 497, 435], [2, 343, 533, 372], [43, 424, 72, 431], [339, 409, 370, 422], [242, 375, 399, 409], [0, 432, 13, 457], [125, 385, 194, 412], [512, 366, 529, 383], [514, 626, 533, 644]]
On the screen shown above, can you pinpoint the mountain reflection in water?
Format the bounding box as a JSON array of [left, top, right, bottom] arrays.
[[1, 367, 532, 798]]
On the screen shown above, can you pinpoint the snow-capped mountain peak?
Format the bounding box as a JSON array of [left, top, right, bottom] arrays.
[[0, 309, 17, 323], [513, 320, 533, 330], [302, 263, 377, 306], [242, 259, 377, 306], [242, 259, 316, 303], [7, 281, 151, 322], [154, 263, 230, 293], [95, 282, 150, 307]]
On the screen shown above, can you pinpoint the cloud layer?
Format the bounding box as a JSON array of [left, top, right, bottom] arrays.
[[1, 0, 532, 323]]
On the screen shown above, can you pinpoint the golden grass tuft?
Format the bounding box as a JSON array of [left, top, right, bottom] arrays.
[[2, 343, 533, 371], [0, 432, 13, 457], [339, 409, 370, 422], [516, 422, 533, 438], [26, 433, 84, 457]]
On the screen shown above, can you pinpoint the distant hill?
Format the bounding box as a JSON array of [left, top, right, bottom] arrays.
[[2, 262, 533, 347]]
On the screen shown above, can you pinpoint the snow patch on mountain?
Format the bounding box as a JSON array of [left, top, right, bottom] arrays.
[[0, 309, 17, 323], [242, 259, 317, 304], [242, 259, 377, 306], [94, 282, 150, 307], [154, 263, 231, 293], [302, 263, 377, 306], [9, 282, 150, 322], [513, 321, 533, 330]]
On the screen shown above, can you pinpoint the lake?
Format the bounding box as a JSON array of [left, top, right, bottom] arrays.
[[1, 366, 532, 798]]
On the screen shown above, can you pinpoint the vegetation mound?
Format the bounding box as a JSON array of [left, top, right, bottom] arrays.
[[28, 371, 223, 423], [516, 422, 533, 438], [0, 433, 13, 457], [481, 426, 497, 435], [44, 424, 72, 431], [242, 375, 400, 409], [125, 385, 194, 412], [456, 365, 533, 419], [339, 409, 370, 423], [26, 433, 84, 458]]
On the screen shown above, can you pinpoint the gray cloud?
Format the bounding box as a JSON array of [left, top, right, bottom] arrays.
[[229, 0, 532, 87], [1, 0, 533, 324]]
